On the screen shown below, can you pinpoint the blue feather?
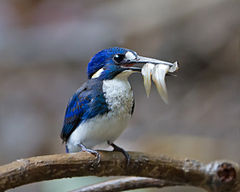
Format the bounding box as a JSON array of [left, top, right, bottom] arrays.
[[87, 47, 134, 79], [60, 79, 109, 142]]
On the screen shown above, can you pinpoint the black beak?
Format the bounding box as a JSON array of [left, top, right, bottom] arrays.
[[134, 56, 174, 66], [121, 56, 175, 72]]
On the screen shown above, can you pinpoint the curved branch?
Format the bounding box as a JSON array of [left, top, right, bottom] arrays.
[[70, 177, 180, 192], [0, 151, 239, 192]]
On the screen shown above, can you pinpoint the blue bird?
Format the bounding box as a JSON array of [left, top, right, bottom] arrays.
[[60, 47, 174, 164]]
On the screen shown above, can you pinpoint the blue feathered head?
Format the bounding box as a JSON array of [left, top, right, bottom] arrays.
[[87, 47, 137, 79], [87, 47, 174, 80]]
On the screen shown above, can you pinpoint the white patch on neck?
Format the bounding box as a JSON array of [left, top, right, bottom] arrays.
[[125, 51, 136, 60], [117, 70, 135, 79], [92, 68, 104, 78]]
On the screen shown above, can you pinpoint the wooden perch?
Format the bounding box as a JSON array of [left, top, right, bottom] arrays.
[[0, 151, 239, 192], [70, 177, 180, 192]]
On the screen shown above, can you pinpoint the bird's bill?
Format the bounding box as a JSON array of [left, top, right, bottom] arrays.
[[121, 55, 175, 72], [135, 56, 174, 67]]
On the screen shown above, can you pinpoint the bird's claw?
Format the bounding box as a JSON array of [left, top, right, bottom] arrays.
[[108, 141, 130, 166], [78, 144, 101, 167], [122, 150, 130, 166], [91, 150, 101, 166]]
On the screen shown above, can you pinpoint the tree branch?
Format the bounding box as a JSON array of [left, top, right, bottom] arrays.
[[0, 151, 239, 192], [70, 177, 180, 192]]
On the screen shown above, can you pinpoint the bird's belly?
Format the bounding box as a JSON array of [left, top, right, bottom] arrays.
[[67, 112, 131, 152], [67, 77, 134, 152]]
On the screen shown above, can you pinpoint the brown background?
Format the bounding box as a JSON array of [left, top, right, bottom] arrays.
[[0, 0, 239, 191]]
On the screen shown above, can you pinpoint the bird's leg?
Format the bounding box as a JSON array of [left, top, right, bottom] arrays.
[[78, 144, 100, 165], [107, 141, 130, 165]]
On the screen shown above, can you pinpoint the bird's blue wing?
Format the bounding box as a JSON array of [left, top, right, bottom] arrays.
[[60, 80, 109, 142], [60, 83, 88, 142]]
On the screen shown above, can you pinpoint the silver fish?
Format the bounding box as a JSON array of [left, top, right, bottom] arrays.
[[141, 63, 155, 97], [141, 61, 178, 103]]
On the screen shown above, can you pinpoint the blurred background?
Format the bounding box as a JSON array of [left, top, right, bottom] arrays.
[[0, 0, 239, 191]]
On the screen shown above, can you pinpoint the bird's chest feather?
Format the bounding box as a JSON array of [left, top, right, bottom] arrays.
[[66, 76, 134, 151], [103, 78, 133, 116]]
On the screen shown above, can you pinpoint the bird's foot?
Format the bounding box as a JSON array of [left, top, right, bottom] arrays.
[[107, 141, 130, 166], [78, 144, 100, 166]]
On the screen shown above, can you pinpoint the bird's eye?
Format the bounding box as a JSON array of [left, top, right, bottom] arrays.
[[113, 54, 125, 63]]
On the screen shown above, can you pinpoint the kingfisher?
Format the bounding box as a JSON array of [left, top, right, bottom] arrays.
[[60, 47, 174, 164]]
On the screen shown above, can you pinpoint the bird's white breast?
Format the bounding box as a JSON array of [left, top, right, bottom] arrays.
[[103, 74, 133, 115], [67, 72, 134, 152]]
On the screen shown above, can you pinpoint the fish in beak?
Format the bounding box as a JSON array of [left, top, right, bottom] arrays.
[[122, 55, 178, 103]]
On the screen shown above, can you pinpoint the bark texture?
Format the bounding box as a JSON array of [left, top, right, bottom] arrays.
[[0, 151, 239, 192]]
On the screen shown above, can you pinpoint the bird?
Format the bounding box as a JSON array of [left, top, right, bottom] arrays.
[[60, 47, 174, 164]]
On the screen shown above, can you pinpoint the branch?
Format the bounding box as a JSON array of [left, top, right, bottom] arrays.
[[0, 151, 239, 192], [70, 177, 180, 192]]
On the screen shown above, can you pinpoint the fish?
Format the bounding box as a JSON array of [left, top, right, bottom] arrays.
[[141, 61, 178, 103]]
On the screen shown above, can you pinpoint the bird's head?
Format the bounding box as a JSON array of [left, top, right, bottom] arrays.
[[87, 47, 174, 80]]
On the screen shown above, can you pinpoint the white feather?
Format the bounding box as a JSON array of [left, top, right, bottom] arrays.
[[125, 51, 136, 60], [91, 68, 104, 78]]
